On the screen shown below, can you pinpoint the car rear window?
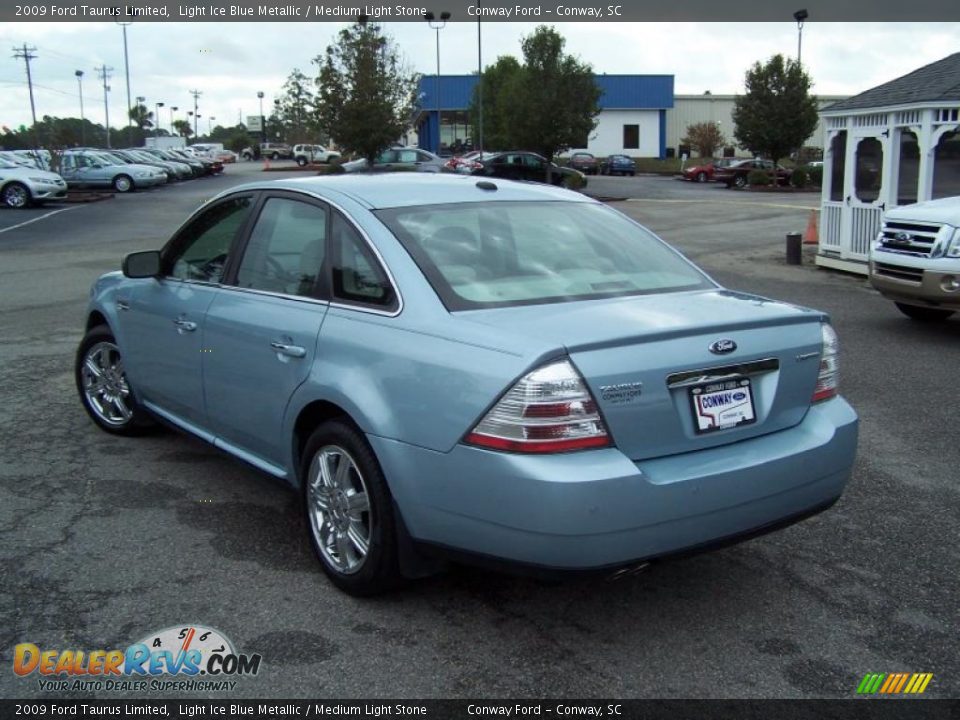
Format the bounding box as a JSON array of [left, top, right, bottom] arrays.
[[375, 201, 713, 310]]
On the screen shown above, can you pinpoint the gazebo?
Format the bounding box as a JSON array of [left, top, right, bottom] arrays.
[[817, 53, 960, 274]]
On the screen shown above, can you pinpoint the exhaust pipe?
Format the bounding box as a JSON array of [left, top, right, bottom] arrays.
[[605, 561, 651, 582]]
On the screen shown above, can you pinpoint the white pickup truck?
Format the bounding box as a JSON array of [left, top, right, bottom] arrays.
[[869, 196, 960, 321]]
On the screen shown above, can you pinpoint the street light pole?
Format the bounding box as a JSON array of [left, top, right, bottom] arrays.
[[424, 11, 450, 154], [793, 8, 808, 65], [257, 91, 265, 144], [208, 116, 215, 137], [155, 101, 164, 138], [170, 106, 177, 134], [75, 70, 85, 146], [477, 7, 483, 152], [116, 22, 133, 145]]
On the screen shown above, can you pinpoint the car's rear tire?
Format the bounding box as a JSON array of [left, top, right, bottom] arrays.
[[296, 157, 308, 167], [76, 326, 154, 435], [271, 152, 280, 160], [113, 175, 134, 193], [2, 182, 32, 209], [733, 175, 747, 188], [895, 303, 955, 322], [302, 420, 402, 596]]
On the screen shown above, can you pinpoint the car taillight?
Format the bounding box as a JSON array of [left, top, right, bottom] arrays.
[[812, 323, 840, 402], [465, 359, 611, 453], [469, 161, 483, 170], [445, 159, 458, 169]]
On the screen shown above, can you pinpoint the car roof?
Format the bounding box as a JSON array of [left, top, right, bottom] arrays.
[[225, 173, 596, 210]]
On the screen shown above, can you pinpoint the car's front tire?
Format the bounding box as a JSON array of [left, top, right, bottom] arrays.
[[302, 420, 402, 596], [2, 182, 32, 209], [895, 303, 955, 322], [696, 171, 707, 183], [733, 175, 747, 188], [76, 326, 154, 435], [113, 175, 134, 193], [296, 157, 308, 167]]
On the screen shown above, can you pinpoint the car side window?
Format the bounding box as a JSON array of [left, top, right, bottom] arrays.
[[235, 197, 328, 297], [524, 155, 545, 169], [397, 150, 418, 163], [166, 195, 253, 283], [330, 213, 396, 310]]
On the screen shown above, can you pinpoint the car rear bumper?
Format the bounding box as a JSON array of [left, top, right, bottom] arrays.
[[370, 397, 858, 571]]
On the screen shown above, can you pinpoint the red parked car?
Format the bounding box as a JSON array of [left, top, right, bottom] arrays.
[[681, 158, 734, 183]]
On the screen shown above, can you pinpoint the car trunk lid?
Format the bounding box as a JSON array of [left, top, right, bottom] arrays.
[[459, 290, 826, 461]]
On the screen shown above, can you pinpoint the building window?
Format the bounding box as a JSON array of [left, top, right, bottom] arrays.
[[854, 137, 883, 203], [623, 125, 639, 150], [829, 131, 846, 203], [932, 131, 960, 200], [896, 130, 919, 206]]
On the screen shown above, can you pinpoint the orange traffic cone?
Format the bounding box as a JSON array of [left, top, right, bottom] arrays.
[[803, 209, 819, 244], [263, 156, 271, 170]]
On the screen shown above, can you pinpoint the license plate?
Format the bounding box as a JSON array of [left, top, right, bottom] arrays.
[[689, 378, 756, 434]]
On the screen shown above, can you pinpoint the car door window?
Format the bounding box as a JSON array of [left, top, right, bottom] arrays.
[[524, 155, 545, 169], [330, 213, 397, 310], [397, 150, 419, 163], [165, 195, 253, 284], [235, 197, 328, 297]]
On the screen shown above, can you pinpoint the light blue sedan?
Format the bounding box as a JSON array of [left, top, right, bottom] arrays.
[[76, 174, 858, 595]]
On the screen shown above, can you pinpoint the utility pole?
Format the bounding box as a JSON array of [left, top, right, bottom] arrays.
[[116, 22, 133, 145], [190, 89, 202, 142], [96, 64, 114, 148], [75, 70, 86, 145], [13, 44, 40, 153]]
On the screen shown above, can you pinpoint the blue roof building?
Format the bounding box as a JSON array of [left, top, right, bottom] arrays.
[[414, 74, 674, 158]]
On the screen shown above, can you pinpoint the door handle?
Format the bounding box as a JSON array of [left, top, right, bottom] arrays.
[[116, 299, 130, 311], [271, 342, 306, 358], [173, 319, 197, 332]]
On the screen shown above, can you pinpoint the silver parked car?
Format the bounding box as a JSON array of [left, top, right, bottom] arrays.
[[60, 151, 167, 193], [342, 147, 446, 173], [0, 156, 67, 208]]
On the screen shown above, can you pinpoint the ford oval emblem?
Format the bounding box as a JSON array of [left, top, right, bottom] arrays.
[[709, 339, 737, 355]]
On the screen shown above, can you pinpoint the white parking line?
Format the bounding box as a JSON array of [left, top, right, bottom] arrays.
[[0, 206, 80, 235]]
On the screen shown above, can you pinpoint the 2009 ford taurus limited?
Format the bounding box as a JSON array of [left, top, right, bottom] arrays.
[[76, 174, 858, 596]]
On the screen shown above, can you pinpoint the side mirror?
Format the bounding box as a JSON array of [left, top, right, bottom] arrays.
[[123, 250, 161, 278]]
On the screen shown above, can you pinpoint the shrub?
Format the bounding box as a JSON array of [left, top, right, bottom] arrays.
[[747, 169, 771, 186], [562, 171, 587, 190], [791, 167, 809, 188], [806, 165, 823, 187]]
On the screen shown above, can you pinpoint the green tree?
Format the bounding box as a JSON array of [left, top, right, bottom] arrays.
[[682, 122, 725, 158], [313, 21, 417, 164], [469, 56, 522, 151], [128, 103, 153, 131], [276, 68, 318, 144], [172, 119, 193, 138], [732, 54, 819, 172], [514, 26, 601, 161]]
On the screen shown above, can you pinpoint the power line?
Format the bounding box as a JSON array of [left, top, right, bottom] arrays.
[[12, 44, 39, 150], [95, 64, 113, 148]]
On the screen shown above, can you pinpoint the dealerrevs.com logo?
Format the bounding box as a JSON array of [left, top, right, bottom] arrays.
[[13, 625, 262, 693]]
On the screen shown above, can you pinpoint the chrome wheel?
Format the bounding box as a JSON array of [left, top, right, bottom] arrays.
[[113, 175, 133, 193], [307, 445, 372, 575], [3, 183, 30, 208], [80, 341, 133, 427]]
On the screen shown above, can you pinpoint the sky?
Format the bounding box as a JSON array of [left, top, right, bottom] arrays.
[[1, 21, 958, 133]]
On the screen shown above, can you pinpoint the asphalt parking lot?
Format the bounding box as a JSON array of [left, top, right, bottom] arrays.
[[1, 165, 957, 699]]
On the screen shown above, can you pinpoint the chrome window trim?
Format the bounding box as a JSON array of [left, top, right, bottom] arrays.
[[666, 358, 780, 389], [214, 283, 332, 307]]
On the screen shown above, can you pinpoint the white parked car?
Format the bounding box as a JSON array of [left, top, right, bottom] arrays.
[[293, 144, 341, 166], [0, 156, 68, 208]]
